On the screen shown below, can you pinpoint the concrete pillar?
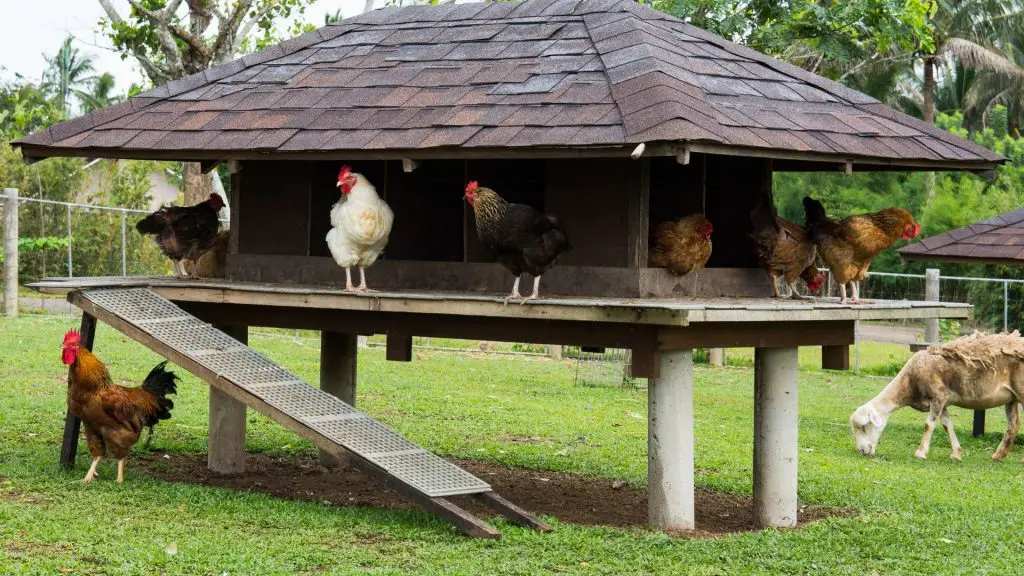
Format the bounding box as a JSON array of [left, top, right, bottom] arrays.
[[648, 349, 694, 531], [547, 345, 563, 359], [925, 268, 940, 343], [208, 324, 248, 474], [3, 188, 17, 317], [709, 348, 724, 366], [319, 331, 357, 467], [753, 347, 799, 528]]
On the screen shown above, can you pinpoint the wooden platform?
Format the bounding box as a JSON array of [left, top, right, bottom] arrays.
[[31, 276, 972, 326]]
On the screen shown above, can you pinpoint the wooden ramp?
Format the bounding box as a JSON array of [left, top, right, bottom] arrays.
[[68, 287, 549, 538]]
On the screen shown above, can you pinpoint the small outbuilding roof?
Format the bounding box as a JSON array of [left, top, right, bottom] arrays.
[[13, 0, 1003, 171], [900, 208, 1024, 265]]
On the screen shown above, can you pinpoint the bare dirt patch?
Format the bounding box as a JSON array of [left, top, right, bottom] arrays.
[[134, 453, 850, 536]]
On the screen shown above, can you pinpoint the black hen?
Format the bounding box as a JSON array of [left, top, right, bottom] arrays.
[[136, 193, 224, 277], [464, 181, 571, 304]]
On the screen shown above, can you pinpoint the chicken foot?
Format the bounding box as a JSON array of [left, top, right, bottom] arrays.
[[768, 275, 783, 299], [343, 267, 376, 293], [787, 281, 810, 300], [503, 276, 523, 305], [840, 281, 873, 305], [519, 276, 541, 305], [81, 456, 101, 483]]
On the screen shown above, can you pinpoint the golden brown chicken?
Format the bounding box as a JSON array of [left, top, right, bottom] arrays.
[[185, 230, 228, 278], [61, 330, 178, 483], [749, 198, 825, 299], [803, 197, 920, 303], [649, 214, 713, 276]]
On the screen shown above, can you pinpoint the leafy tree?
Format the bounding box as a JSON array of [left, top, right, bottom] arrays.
[[0, 80, 65, 140], [97, 0, 319, 205], [652, 0, 935, 79], [965, 28, 1024, 136], [42, 36, 99, 115]]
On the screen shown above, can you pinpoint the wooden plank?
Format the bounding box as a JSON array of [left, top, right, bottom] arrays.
[[658, 321, 855, 350], [473, 492, 553, 532], [208, 324, 248, 474], [60, 312, 96, 469], [229, 169, 241, 255], [640, 267, 773, 299], [176, 301, 661, 350], [821, 345, 850, 371], [237, 161, 311, 257], [66, 292, 500, 539], [627, 158, 650, 268], [386, 333, 413, 362]]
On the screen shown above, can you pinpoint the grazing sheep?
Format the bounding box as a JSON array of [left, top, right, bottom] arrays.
[[850, 331, 1024, 461]]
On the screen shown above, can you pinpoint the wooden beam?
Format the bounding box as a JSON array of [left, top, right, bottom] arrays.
[[66, 292, 501, 539], [60, 312, 97, 469], [629, 346, 660, 379], [201, 159, 223, 174], [626, 158, 650, 268], [473, 492, 553, 532], [386, 333, 413, 362], [821, 345, 850, 371], [659, 321, 855, 350]]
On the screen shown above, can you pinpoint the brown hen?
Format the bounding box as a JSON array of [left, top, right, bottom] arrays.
[[749, 198, 825, 299], [649, 214, 713, 276], [803, 197, 920, 303]]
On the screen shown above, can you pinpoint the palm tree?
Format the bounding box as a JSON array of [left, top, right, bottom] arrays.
[[965, 29, 1024, 135], [75, 72, 121, 113], [43, 36, 97, 114], [919, 0, 1024, 124]]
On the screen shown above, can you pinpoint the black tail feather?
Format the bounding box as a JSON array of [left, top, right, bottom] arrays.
[[142, 361, 178, 428], [802, 196, 828, 227]]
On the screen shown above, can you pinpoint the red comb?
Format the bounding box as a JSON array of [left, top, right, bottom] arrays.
[[63, 329, 81, 344], [466, 181, 478, 193], [337, 166, 352, 181]]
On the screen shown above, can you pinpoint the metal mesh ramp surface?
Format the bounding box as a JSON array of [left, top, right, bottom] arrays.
[[79, 287, 491, 498]]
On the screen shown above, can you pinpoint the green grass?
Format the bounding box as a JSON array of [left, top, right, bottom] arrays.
[[2, 315, 1023, 575]]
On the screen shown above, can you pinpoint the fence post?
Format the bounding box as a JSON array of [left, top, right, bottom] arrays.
[[1003, 281, 1009, 333], [925, 268, 940, 343], [121, 211, 127, 276], [3, 188, 18, 317], [66, 204, 73, 277]]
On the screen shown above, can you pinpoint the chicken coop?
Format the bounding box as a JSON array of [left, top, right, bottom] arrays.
[[17, 0, 1000, 538]]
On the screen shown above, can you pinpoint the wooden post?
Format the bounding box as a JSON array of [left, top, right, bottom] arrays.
[[60, 312, 97, 469], [925, 268, 940, 343], [386, 333, 412, 362], [972, 409, 986, 437], [208, 324, 248, 474], [3, 188, 17, 317], [648, 349, 694, 531], [753, 347, 799, 528], [709, 348, 724, 366], [821, 345, 849, 371], [319, 331, 357, 467]]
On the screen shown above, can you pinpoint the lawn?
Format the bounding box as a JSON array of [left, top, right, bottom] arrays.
[[1, 314, 1023, 575]]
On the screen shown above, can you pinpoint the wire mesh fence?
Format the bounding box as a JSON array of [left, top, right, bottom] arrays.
[[0, 195, 228, 281]]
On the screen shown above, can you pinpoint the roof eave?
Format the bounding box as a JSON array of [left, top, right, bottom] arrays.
[[899, 252, 1024, 267]]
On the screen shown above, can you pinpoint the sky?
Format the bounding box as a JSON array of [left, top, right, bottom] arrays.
[[0, 0, 373, 90]]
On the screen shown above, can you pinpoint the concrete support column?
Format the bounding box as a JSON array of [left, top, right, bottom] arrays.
[[753, 346, 799, 528], [648, 349, 694, 531], [709, 348, 724, 366], [320, 331, 357, 467], [208, 324, 248, 474]]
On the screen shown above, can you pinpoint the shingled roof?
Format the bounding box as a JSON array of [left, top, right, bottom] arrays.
[[900, 209, 1024, 265], [13, 0, 1003, 171]]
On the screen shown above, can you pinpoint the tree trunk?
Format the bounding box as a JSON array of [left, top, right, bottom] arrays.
[[922, 56, 936, 124], [182, 162, 213, 206], [922, 55, 936, 201]]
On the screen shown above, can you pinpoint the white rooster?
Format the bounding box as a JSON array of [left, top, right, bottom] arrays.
[[326, 166, 394, 292]]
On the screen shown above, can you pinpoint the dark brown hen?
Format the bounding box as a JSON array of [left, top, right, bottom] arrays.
[[136, 193, 224, 277]]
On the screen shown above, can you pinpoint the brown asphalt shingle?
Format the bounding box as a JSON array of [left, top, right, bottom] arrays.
[[12, 0, 1003, 168], [900, 209, 1024, 264]]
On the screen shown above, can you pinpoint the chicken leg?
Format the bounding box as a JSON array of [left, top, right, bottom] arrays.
[[787, 281, 809, 300], [343, 267, 375, 293], [504, 276, 523, 305], [81, 456, 101, 483], [116, 459, 126, 484], [519, 276, 541, 305], [768, 275, 783, 298]]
